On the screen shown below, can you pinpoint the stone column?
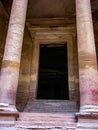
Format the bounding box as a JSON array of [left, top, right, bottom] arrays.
[[76, 0, 98, 113], [0, 0, 28, 112]]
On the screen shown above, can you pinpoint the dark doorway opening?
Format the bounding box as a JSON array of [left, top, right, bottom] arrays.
[[37, 43, 69, 100]]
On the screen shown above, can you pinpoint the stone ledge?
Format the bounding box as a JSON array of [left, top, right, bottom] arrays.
[[75, 112, 98, 121], [0, 111, 19, 121], [0, 111, 19, 127], [76, 113, 98, 129]]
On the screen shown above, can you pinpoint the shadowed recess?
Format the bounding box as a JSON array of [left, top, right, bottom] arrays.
[[37, 43, 69, 100]]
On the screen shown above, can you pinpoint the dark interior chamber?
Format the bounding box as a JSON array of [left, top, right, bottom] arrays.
[[37, 43, 69, 100]]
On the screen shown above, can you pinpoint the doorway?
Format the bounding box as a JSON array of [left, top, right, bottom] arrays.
[[37, 43, 69, 100]]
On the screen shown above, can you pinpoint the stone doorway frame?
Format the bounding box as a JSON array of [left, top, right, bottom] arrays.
[[29, 27, 77, 101]]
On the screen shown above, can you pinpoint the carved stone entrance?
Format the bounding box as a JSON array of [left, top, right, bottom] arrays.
[[24, 27, 79, 113]]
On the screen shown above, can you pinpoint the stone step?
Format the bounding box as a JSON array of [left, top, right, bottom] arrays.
[[24, 100, 78, 113], [16, 112, 76, 129], [18, 112, 75, 121]]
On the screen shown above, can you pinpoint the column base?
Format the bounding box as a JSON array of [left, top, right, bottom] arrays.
[[0, 111, 19, 127], [0, 103, 19, 127], [0, 103, 17, 112], [80, 105, 98, 113], [76, 112, 98, 130]]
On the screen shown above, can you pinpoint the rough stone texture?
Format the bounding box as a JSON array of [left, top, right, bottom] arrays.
[[16, 27, 33, 112], [0, 2, 8, 70], [0, 0, 98, 114], [24, 100, 78, 113], [25, 26, 79, 103], [0, 0, 28, 111], [76, 0, 98, 129], [72, 36, 80, 107], [76, 0, 98, 112], [0, 1, 34, 112], [0, 128, 70, 130], [0, 0, 98, 129], [0, 112, 76, 129], [1, 0, 97, 20], [16, 112, 76, 129]]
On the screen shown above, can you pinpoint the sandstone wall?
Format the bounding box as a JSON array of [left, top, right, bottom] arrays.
[[0, 2, 33, 112], [0, 3, 8, 69], [0, 5, 98, 112], [16, 28, 33, 111]]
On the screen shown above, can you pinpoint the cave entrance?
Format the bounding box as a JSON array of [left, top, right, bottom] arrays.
[[37, 43, 69, 100]]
